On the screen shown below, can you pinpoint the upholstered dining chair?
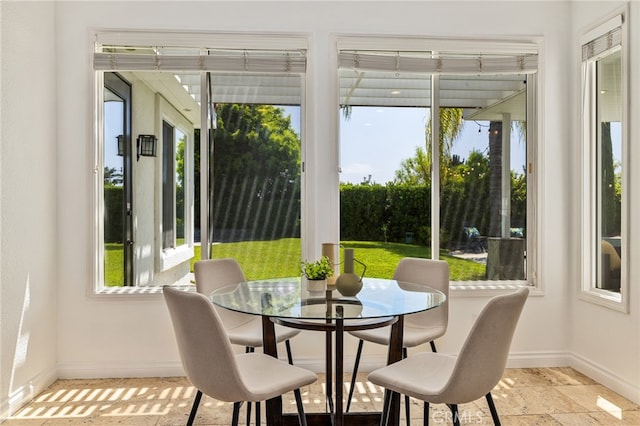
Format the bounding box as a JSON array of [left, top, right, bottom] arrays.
[[346, 257, 449, 422], [163, 286, 317, 426], [194, 258, 301, 424], [368, 287, 529, 426], [194, 258, 300, 364]]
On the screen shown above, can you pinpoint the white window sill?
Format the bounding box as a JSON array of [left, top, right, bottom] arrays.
[[450, 280, 540, 297], [90, 280, 539, 299]]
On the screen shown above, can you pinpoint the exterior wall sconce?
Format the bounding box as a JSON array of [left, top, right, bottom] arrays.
[[137, 134, 157, 161], [116, 135, 125, 156]]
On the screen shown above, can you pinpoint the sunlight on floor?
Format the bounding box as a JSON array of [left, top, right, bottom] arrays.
[[598, 395, 623, 420]]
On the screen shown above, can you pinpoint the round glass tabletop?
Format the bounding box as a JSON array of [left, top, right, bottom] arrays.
[[209, 277, 446, 320]]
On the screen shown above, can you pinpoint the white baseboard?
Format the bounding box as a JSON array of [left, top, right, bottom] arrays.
[[0, 366, 57, 423], [56, 361, 186, 379], [568, 352, 640, 405], [51, 351, 576, 377]]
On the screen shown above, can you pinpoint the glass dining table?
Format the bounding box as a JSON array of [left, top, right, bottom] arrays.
[[210, 277, 446, 426]]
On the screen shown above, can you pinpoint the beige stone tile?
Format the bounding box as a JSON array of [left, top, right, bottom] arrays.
[[555, 384, 639, 413], [2, 416, 48, 426], [5, 369, 637, 425], [157, 396, 234, 426], [490, 386, 589, 416], [551, 410, 640, 425], [499, 367, 598, 389], [499, 414, 564, 425]]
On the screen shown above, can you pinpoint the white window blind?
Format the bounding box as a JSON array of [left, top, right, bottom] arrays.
[[338, 51, 537, 75], [338, 49, 536, 108], [582, 26, 622, 61], [94, 48, 306, 73]]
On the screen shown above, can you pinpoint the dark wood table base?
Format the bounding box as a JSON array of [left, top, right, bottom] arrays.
[[263, 314, 404, 426], [281, 412, 382, 425]]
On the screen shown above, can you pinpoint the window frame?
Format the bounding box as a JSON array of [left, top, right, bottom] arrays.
[[579, 12, 629, 312], [335, 35, 541, 293], [91, 31, 309, 296]]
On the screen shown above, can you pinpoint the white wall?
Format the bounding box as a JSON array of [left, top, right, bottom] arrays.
[[0, 1, 58, 419], [569, 1, 640, 403], [54, 0, 575, 375], [2, 0, 638, 421]]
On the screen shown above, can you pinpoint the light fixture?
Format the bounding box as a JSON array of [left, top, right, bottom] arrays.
[[116, 135, 125, 156], [137, 134, 157, 160]]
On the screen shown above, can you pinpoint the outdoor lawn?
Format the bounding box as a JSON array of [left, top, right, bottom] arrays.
[[104, 239, 486, 286]]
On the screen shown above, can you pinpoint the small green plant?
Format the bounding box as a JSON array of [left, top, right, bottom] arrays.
[[302, 256, 334, 280]]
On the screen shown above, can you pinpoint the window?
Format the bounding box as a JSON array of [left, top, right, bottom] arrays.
[[580, 14, 627, 310], [338, 38, 538, 287], [93, 33, 307, 291], [103, 73, 133, 286]]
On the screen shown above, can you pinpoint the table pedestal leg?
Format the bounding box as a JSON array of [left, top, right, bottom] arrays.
[[262, 316, 283, 426], [325, 323, 333, 413], [335, 314, 344, 426], [385, 315, 404, 426]]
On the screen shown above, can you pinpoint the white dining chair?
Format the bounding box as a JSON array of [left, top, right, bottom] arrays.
[[346, 257, 449, 423], [163, 286, 317, 426], [194, 258, 300, 424], [368, 287, 529, 426]]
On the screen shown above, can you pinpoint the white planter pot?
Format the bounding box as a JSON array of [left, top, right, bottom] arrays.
[[306, 278, 327, 292]]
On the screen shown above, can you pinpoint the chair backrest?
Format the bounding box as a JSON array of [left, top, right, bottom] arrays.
[[162, 286, 250, 402], [393, 257, 449, 330], [194, 258, 247, 294], [194, 258, 251, 329], [441, 287, 529, 404]]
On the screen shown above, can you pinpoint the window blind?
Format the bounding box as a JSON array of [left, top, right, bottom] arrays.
[[582, 26, 622, 62], [94, 48, 306, 73], [338, 51, 537, 75]]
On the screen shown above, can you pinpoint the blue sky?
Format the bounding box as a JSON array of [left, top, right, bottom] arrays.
[[339, 107, 526, 185], [283, 105, 527, 185]]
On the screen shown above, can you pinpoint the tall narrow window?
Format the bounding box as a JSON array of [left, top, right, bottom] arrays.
[[162, 121, 176, 250], [581, 15, 627, 308], [338, 41, 537, 286]]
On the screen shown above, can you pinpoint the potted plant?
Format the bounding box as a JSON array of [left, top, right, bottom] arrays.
[[302, 256, 333, 292]]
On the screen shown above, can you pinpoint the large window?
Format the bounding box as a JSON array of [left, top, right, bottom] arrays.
[[93, 34, 306, 290], [338, 39, 537, 286], [580, 14, 627, 309]]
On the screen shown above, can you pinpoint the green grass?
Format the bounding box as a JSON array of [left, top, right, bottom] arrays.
[[105, 238, 486, 286], [104, 243, 124, 286]]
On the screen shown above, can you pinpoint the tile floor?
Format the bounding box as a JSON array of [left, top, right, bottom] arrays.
[[3, 368, 639, 425]]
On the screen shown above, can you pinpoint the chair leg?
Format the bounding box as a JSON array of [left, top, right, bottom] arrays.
[[423, 402, 429, 426], [449, 404, 460, 426], [380, 389, 392, 426], [404, 395, 411, 426], [485, 392, 501, 426], [430, 341, 437, 352], [285, 339, 294, 365], [186, 390, 202, 426], [294, 389, 307, 426], [245, 347, 254, 424], [346, 339, 364, 412], [232, 401, 242, 426], [402, 347, 410, 426]]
